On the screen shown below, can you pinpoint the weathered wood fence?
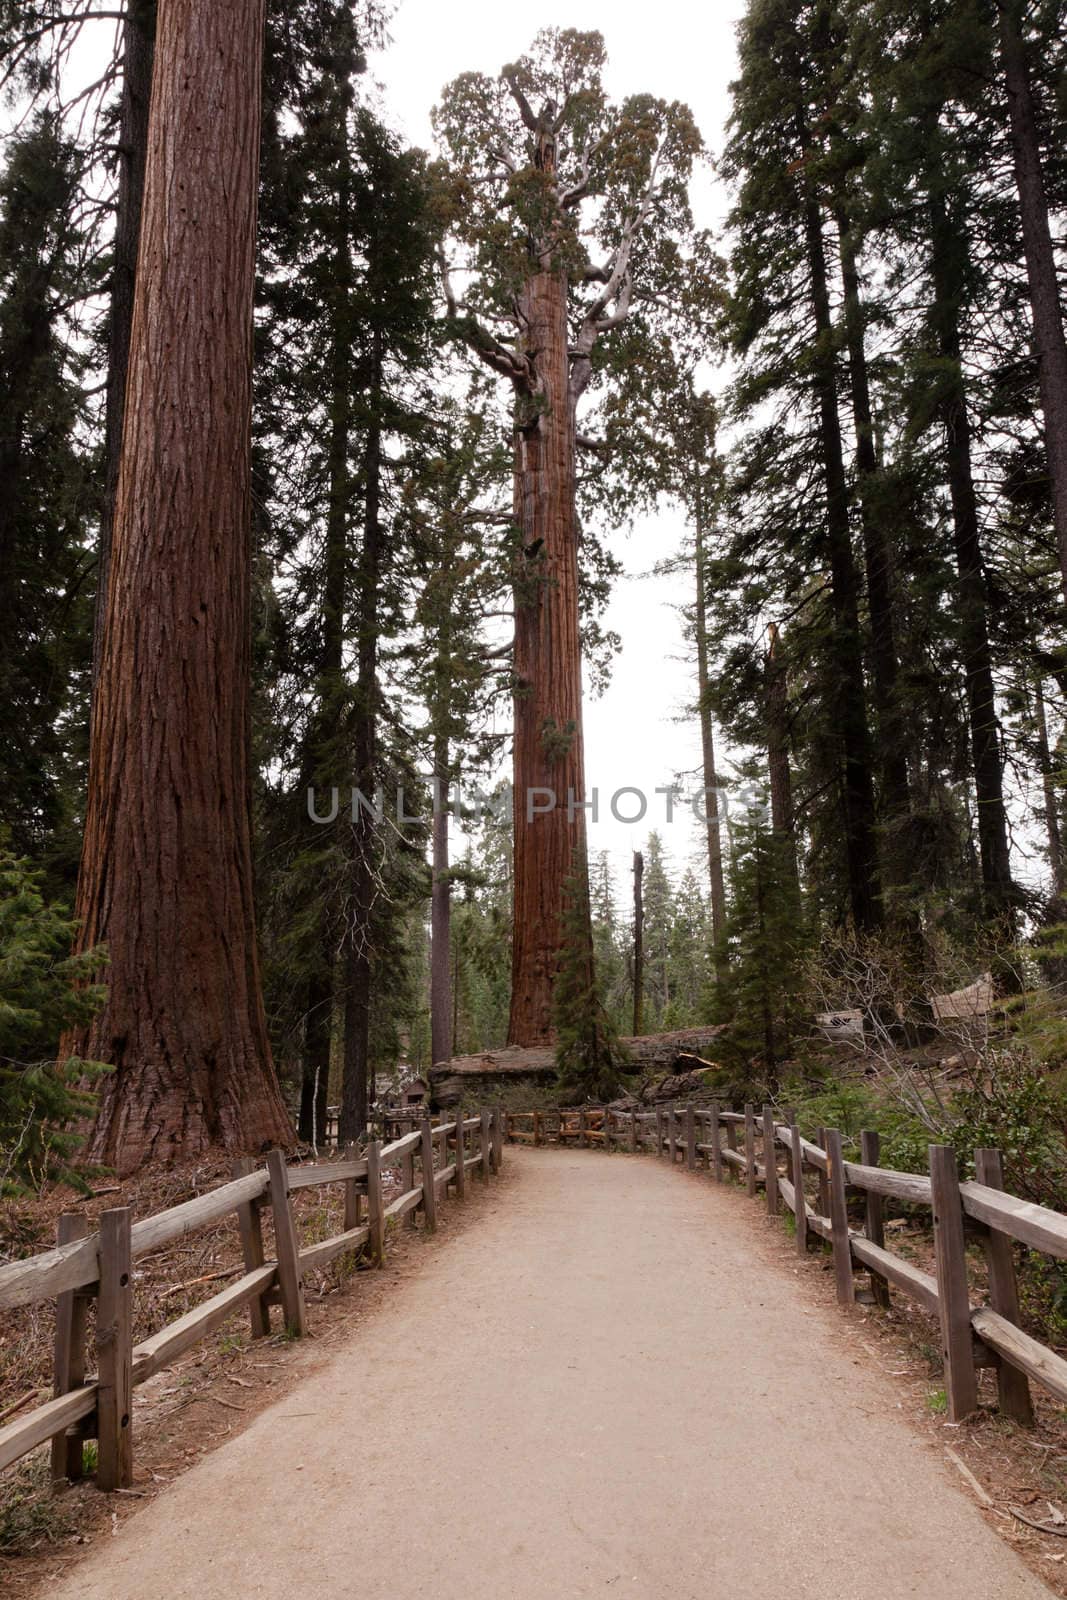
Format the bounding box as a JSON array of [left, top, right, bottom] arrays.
[[506, 1102, 1067, 1426], [0, 1107, 504, 1489]]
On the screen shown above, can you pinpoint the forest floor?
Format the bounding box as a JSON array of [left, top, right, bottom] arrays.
[[3, 1147, 1065, 1598]]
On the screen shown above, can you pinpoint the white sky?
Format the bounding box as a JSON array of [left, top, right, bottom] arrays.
[[375, 0, 746, 892]]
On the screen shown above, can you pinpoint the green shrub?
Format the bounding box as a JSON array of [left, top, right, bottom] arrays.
[[0, 850, 109, 1194]]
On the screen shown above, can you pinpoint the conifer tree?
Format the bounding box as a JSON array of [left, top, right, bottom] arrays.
[[553, 847, 626, 1103], [435, 29, 704, 1044], [724, 0, 883, 932], [70, 0, 293, 1170], [0, 117, 93, 862], [716, 787, 804, 1080]]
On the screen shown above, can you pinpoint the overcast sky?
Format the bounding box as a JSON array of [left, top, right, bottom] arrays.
[[374, 0, 745, 890]]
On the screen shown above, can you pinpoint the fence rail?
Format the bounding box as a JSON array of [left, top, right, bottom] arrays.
[[504, 1102, 1067, 1425], [0, 1107, 504, 1489]]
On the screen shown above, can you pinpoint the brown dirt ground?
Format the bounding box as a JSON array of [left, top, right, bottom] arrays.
[[0, 1146, 1065, 1595]]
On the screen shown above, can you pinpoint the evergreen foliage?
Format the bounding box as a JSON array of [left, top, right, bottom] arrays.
[[0, 851, 108, 1194], [553, 848, 627, 1103]]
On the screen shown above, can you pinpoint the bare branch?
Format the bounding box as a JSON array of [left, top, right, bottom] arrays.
[[568, 138, 667, 406], [437, 245, 457, 319], [561, 136, 607, 209], [502, 67, 539, 133]]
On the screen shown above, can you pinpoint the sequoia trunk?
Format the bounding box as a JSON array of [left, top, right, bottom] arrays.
[[72, 0, 292, 1171], [507, 260, 593, 1045]]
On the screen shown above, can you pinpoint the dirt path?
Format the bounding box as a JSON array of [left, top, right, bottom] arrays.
[[49, 1148, 1051, 1599]]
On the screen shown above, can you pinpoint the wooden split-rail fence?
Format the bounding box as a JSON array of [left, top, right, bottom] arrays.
[[0, 1107, 504, 1491], [506, 1101, 1067, 1427]]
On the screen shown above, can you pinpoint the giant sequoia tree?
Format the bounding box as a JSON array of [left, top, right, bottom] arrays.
[[435, 29, 702, 1045], [70, 0, 292, 1169]]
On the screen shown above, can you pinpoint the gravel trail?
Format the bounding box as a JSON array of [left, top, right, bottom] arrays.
[[50, 1146, 1052, 1600]]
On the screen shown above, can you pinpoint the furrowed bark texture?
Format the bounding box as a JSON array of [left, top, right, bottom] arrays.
[[72, 0, 292, 1171], [507, 259, 592, 1045]]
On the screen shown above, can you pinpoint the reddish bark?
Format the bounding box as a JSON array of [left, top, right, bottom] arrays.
[[507, 257, 593, 1045], [70, 0, 292, 1171]]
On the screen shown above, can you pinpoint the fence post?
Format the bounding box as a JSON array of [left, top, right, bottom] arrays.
[[95, 1207, 133, 1490], [791, 1124, 808, 1256], [233, 1157, 271, 1339], [578, 1106, 587, 1148], [667, 1104, 678, 1164], [266, 1149, 308, 1333], [493, 1106, 504, 1170], [824, 1130, 855, 1306], [859, 1131, 890, 1308], [454, 1109, 467, 1199], [533, 1109, 542, 1148], [367, 1139, 385, 1266], [725, 1113, 738, 1178], [342, 1142, 363, 1231], [685, 1104, 697, 1171], [421, 1114, 438, 1233], [479, 1109, 492, 1184], [401, 1137, 418, 1228], [762, 1106, 779, 1214], [603, 1108, 612, 1153], [709, 1100, 722, 1182], [816, 1126, 831, 1221], [744, 1105, 757, 1197], [51, 1212, 89, 1483], [930, 1144, 978, 1422], [974, 1147, 1033, 1425]]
